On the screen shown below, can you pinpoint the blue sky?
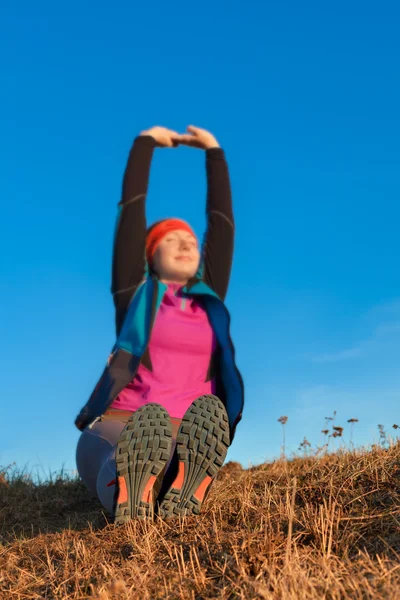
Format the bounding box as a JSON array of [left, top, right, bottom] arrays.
[[1, 1, 399, 477]]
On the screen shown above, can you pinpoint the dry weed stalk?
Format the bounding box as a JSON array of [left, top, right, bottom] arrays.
[[278, 416, 288, 459]]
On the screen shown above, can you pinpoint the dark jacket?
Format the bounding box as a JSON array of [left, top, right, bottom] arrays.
[[75, 136, 244, 440]]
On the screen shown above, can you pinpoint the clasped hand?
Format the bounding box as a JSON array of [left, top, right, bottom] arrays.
[[140, 125, 220, 150]]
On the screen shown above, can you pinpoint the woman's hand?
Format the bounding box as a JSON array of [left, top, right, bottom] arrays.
[[178, 125, 220, 150], [140, 126, 180, 147]]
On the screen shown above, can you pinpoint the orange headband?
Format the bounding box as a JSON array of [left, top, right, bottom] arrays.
[[146, 219, 197, 263]]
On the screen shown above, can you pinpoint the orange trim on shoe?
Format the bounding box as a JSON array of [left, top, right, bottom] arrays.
[[193, 476, 213, 502], [171, 461, 185, 490], [117, 476, 128, 504], [141, 475, 157, 503]]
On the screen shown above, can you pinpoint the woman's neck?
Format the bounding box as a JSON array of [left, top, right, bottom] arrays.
[[159, 278, 189, 286]]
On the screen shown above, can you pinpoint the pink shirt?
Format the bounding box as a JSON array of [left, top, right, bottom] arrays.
[[110, 283, 217, 418]]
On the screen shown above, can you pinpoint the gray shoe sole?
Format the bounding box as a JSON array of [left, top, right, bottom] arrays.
[[157, 395, 230, 518], [114, 403, 172, 524]]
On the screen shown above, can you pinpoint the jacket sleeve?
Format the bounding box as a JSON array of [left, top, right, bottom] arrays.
[[201, 148, 235, 301], [111, 135, 157, 336]]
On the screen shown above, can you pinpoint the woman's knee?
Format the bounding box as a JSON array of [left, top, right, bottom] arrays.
[[76, 419, 126, 494], [96, 453, 118, 515]]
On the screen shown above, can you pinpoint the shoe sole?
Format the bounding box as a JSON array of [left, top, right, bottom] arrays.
[[157, 395, 230, 518], [114, 403, 172, 524]]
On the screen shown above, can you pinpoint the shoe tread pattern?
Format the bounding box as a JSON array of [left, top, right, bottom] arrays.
[[114, 403, 172, 524], [158, 395, 229, 518]]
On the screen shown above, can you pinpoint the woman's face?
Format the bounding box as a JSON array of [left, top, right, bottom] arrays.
[[152, 229, 200, 283]]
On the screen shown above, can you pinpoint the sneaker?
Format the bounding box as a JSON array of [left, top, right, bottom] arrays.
[[157, 395, 230, 518], [113, 403, 172, 524]]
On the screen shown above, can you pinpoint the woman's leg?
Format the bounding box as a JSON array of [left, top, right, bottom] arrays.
[[157, 394, 230, 518], [76, 409, 181, 519], [76, 408, 191, 519], [76, 419, 126, 510]]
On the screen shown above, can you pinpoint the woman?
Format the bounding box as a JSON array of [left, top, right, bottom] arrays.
[[75, 125, 244, 523]]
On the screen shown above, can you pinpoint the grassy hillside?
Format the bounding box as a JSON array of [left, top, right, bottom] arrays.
[[1, 443, 399, 599]]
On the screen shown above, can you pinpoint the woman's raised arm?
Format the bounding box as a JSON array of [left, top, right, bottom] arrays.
[[179, 126, 234, 301], [112, 127, 180, 336]]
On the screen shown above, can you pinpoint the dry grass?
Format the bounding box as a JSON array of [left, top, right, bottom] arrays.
[[1, 443, 399, 599]]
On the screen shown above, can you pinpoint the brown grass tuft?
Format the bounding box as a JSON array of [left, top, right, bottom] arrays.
[[1, 444, 400, 599]]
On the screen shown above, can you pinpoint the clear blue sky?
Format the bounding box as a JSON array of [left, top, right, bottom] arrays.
[[1, 1, 399, 477]]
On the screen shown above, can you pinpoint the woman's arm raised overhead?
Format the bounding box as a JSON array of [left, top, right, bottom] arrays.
[[112, 126, 180, 336], [179, 126, 234, 301]]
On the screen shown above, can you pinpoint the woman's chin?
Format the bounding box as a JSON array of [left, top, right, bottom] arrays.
[[164, 266, 197, 282]]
